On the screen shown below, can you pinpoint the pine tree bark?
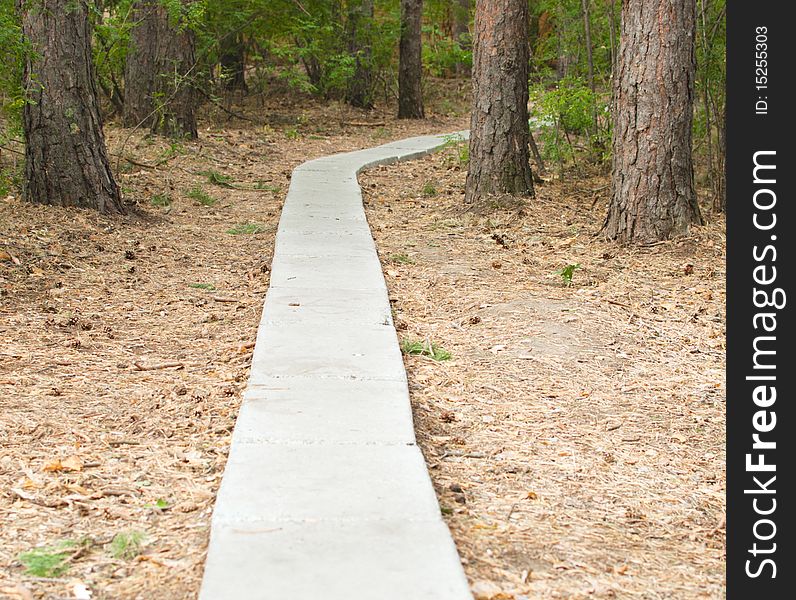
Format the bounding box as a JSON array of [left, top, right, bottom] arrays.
[[398, 0, 424, 119], [124, 0, 198, 138], [346, 0, 375, 110], [18, 0, 124, 214], [603, 0, 703, 243], [465, 0, 534, 207]]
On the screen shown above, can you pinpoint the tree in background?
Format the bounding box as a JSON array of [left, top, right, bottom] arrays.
[[465, 0, 534, 207], [398, 0, 424, 118], [17, 0, 123, 214], [124, 0, 198, 138], [345, 0, 375, 109], [603, 0, 703, 243], [453, 0, 472, 76]]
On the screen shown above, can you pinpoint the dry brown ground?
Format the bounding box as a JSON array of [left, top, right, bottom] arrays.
[[0, 89, 467, 600], [361, 148, 726, 600]]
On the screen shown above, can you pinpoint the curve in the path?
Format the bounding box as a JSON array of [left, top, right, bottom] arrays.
[[199, 133, 473, 600]]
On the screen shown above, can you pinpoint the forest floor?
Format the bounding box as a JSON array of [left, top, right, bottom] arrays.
[[0, 83, 468, 600], [0, 82, 725, 600], [361, 150, 726, 599]]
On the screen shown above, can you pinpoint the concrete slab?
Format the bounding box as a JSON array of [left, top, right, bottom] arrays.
[[212, 443, 438, 523], [248, 323, 404, 382], [200, 520, 472, 600], [268, 253, 387, 291], [232, 377, 415, 444], [274, 230, 378, 257], [261, 287, 391, 326]]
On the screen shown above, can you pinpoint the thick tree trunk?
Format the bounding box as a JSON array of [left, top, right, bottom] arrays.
[[465, 0, 534, 207], [18, 0, 124, 214], [346, 0, 375, 110], [454, 0, 472, 76], [398, 0, 424, 119], [603, 0, 703, 243], [124, 0, 198, 138], [220, 34, 248, 92]]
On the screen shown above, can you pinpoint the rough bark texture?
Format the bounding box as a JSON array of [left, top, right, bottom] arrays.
[[19, 0, 124, 214], [124, 0, 198, 138], [604, 0, 703, 243], [398, 0, 424, 119], [346, 0, 375, 110], [465, 0, 534, 207]]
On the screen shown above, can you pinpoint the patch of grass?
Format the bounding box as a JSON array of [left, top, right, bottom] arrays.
[[189, 283, 216, 290], [254, 181, 281, 193], [227, 223, 265, 235], [144, 498, 171, 511], [285, 127, 300, 140], [159, 141, 186, 162], [150, 193, 172, 207], [400, 338, 452, 362], [557, 263, 581, 286], [441, 133, 469, 167], [18, 540, 78, 578], [390, 253, 415, 265], [0, 169, 19, 196], [200, 170, 235, 188], [421, 181, 438, 197], [187, 186, 217, 206], [109, 531, 146, 560]]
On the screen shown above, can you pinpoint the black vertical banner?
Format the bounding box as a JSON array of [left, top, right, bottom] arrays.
[[726, 2, 794, 598]]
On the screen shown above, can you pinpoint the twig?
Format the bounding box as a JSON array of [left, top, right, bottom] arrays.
[[0, 143, 25, 156], [195, 87, 258, 123], [342, 121, 387, 127], [604, 298, 633, 309], [132, 361, 184, 371], [212, 296, 239, 303]]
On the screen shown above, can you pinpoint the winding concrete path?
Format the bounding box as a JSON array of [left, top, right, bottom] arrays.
[[199, 133, 473, 600]]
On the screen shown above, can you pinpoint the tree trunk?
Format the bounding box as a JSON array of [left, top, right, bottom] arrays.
[[346, 0, 375, 110], [124, 0, 198, 138], [454, 0, 472, 76], [581, 0, 595, 92], [465, 0, 534, 207], [220, 34, 248, 92], [603, 0, 703, 243], [18, 0, 124, 214], [398, 0, 424, 119]]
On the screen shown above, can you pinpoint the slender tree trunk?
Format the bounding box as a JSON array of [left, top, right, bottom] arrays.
[[18, 0, 124, 214], [220, 34, 248, 92], [398, 0, 424, 119], [124, 0, 197, 138], [454, 0, 472, 76], [346, 0, 375, 110], [465, 0, 534, 207], [603, 0, 703, 243], [581, 0, 595, 92], [607, 0, 617, 72]]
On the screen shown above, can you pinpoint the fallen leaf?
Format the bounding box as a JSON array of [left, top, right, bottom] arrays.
[[42, 460, 64, 472], [526, 491, 539, 500], [43, 455, 83, 473], [471, 580, 504, 600], [0, 584, 34, 600], [61, 456, 83, 472], [71, 581, 92, 599]]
